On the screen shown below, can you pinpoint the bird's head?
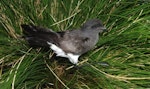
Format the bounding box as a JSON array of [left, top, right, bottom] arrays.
[[81, 19, 106, 33]]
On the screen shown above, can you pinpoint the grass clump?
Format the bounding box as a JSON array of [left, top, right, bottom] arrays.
[[0, 0, 150, 89]]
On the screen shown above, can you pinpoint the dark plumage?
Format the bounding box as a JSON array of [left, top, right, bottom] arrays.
[[21, 19, 106, 64]]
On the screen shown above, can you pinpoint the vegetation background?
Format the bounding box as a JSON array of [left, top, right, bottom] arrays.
[[0, 0, 150, 89]]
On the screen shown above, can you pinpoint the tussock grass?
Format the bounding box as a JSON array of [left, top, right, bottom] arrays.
[[0, 0, 150, 89]]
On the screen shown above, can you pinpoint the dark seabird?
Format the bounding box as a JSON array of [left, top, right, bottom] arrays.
[[21, 19, 106, 64]]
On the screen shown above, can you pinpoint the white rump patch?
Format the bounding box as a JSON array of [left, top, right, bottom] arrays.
[[47, 42, 79, 64], [67, 53, 79, 64]]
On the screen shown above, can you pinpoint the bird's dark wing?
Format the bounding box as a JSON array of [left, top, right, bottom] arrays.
[[21, 24, 60, 47]]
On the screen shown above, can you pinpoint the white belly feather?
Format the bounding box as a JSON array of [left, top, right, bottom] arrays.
[[47, 42, 79, 64]]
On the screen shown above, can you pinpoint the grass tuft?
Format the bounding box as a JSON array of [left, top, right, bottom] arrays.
[[0, 0, 150, 88]]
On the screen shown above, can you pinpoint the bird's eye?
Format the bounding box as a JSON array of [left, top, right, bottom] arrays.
[[82, 37, 89, 42]]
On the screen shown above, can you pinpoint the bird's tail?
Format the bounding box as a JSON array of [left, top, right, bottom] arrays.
[[21, 24, 59, 48]]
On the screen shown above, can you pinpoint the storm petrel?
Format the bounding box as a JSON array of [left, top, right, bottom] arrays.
[[21, 19, 106, 64]]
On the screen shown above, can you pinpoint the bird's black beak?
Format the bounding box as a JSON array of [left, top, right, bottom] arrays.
[[99, 27, 107, 33], [101, 27, 107, 30]]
